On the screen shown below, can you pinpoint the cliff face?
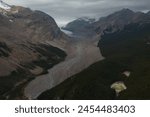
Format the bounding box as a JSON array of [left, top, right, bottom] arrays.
[[0, 2, 68, 99]]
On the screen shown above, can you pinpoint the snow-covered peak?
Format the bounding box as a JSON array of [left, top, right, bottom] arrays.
[[0, 0, 11, 10], [77, 17, 95, 23]]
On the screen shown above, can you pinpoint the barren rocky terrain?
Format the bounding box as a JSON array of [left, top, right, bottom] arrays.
[[24, 36, 104, 99]]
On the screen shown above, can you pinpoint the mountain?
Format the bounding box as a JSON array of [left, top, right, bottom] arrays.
[[63, 17, 95, 31], [64, 9, 150, 37], [94, 9, 150, 34], [38, 9, 150, 100], [62, 17, 96, 37], [0, 1, 68, 99]]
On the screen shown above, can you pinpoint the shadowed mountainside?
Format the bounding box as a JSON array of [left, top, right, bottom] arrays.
[[38, 10, 150, 100]]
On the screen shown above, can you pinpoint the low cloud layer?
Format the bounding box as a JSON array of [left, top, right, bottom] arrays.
[[5, 0, 150, 26]]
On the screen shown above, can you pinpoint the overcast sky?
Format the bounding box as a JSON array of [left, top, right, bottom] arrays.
[[4, 0, 150, 26]]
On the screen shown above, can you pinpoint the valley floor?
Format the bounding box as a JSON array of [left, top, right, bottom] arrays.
[[24, 37, 104, 99]]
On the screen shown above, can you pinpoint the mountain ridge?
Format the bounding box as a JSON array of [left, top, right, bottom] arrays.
[[63, 9, 150, 36], [0, 1, 68, 99]]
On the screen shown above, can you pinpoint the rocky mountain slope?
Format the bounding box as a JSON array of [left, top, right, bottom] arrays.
[[63, 9, 150, 37], [38, 9, 150, 100], [62, 17, 96, 37], [0, 1, 68, 99], [94, 9, 150, 34]]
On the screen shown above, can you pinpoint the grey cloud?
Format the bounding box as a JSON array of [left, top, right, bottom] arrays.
[[5, 0, 150, 26]]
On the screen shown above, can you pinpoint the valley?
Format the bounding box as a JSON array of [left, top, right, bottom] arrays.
[[0, 0, 150, 100], [24, 35, 104, 99], [38, 10, 150, 100]]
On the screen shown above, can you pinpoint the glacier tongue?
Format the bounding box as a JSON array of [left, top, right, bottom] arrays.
[[0, 0, 11, 10]]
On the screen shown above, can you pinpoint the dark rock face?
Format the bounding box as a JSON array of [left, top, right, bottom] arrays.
[[0, 3, 67, 99]]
